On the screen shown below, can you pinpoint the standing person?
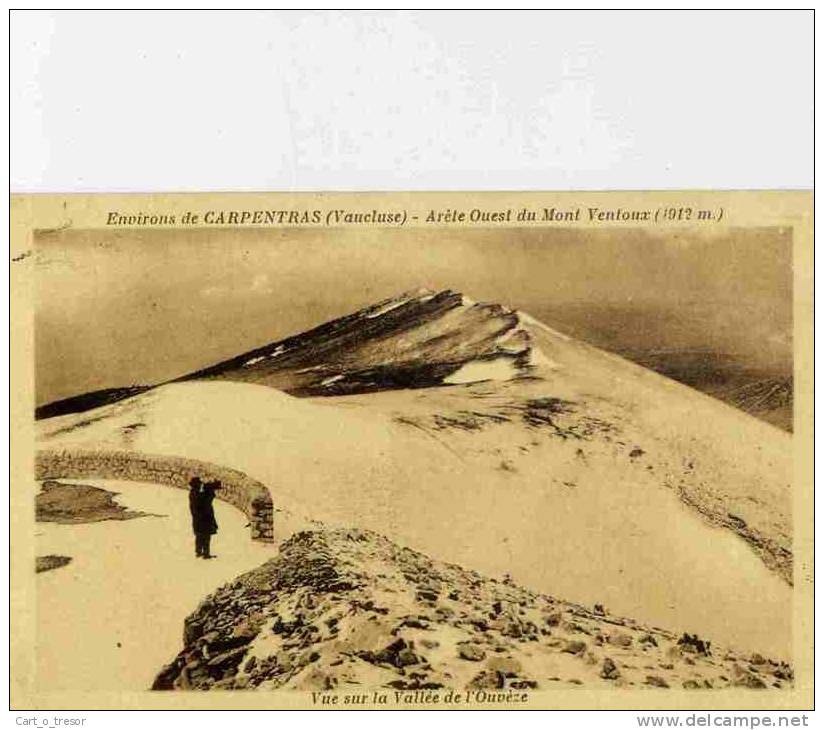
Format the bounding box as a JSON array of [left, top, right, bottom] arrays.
[[188, 476, 206, 558], [198, 480, 221, 559]]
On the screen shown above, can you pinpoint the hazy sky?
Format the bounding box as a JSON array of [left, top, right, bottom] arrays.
[[35, 226, 792, 405]]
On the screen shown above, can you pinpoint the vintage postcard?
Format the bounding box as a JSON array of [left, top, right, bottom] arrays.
[[10, 191, 812, 710]]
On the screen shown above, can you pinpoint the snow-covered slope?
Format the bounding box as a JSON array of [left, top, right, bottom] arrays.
[[36, 290, 793, 661]]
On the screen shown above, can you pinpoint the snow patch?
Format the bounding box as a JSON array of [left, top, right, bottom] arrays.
[[527, 346, 560, 369], [495, 324, 530, 355], [242, 345, 289, 368], [366, 298, 411, 319], [497, 342, 529, 356], [321, 375, 345, 386], [443, 357, 521, 385]]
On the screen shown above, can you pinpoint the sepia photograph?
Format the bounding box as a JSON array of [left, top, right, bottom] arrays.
[[19, 207, 804, 706], [9, 9, 813, 722]]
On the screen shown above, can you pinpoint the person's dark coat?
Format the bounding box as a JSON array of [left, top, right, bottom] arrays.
[[188, 478, 203, 533], [188, 480, 218, 535], [198, 484, 219, 535]]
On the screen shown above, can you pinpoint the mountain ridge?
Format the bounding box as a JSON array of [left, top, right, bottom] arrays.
[[175, 288, 544, 396], [36, 289, 792, 433]]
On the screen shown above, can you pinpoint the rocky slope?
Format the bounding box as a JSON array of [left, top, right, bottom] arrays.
[[177, 289, 546, 396], [36, 289, 542, 417], [153, 528, 792, 692]]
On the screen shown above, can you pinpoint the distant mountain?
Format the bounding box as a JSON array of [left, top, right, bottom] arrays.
[[707, 377, 793, 432], [526, 302, 792, 433], [176, 289, 548, 396], [624, 351, 792, 433], [36, 290, 793, 433], [35, 386, 151, 420]]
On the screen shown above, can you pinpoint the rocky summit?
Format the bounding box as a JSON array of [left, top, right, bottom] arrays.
[[153, 528, 792, 692], [177, 289, 544, 396]]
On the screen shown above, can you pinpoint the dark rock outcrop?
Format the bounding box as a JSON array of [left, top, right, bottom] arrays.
[[152, 528, 792, 692]]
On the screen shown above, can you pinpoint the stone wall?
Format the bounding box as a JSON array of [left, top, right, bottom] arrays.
[[35, 448, 274, 542]]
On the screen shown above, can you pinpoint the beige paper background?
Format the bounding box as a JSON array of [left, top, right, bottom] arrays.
[[10, 190, 813, 710]]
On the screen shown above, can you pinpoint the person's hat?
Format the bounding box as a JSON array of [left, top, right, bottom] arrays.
[[189, 476, 202, 487]]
